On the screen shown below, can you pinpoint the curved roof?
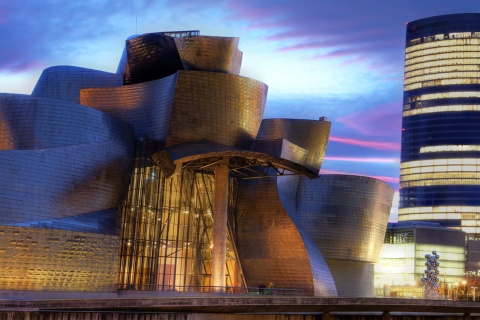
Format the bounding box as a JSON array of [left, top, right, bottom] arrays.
[[152, 142, 318, 179]]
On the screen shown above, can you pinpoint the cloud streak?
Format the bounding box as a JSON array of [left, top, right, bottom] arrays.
[[329, 136, 400, 152], [324, 156, 399, 163], [336, 102, 403, 138]]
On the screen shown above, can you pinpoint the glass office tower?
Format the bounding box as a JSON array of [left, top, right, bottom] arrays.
[[399, 13, 480, 236]]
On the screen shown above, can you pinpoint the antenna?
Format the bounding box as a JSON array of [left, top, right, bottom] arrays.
[[136, 15, 138, 34]]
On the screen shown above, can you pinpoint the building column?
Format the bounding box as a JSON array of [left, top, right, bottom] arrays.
[[211, 159, 229, 292]]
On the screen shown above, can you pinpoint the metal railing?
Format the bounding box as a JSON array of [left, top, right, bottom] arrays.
[[117, 284, 304, 296]]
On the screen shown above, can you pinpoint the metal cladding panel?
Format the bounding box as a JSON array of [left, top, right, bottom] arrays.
[[31, 66, 123, 104], [276, 175, 337, 297], [0, 94, 135, 228], [256, 118, 331, 173], [166, 71, 267, 149], [236, 176, 337, 297], [0, 94, 133, 150], [174, 36, 241, 74], [0, 226, 118, 291], [80, 74, 177, 142], [325, 259, 375, 297], [0, 140, 133, 225], [250, 139, 309, 165], [124, 33, 184, 84], [296, 174, 395, 263]]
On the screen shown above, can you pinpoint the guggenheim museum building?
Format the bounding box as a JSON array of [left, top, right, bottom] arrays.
[[0, 31, 394, 297]]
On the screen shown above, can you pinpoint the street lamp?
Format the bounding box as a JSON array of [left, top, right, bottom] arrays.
[[471, 287, 478, 302], [462, 280, 467, 300], [455, 281, 459, 301]]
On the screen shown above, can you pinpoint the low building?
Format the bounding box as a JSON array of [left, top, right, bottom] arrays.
[[375, 221, 465, 298]]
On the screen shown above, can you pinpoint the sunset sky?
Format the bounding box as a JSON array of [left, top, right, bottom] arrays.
[[2, 0, 480, 220]]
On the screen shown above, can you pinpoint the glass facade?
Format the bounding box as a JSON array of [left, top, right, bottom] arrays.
[[118, 139, 244, 291], [374, 223, 465, 298], [399, 14, 480, 235]]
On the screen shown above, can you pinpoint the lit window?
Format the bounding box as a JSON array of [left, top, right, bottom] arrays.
[[403, 105, 480, 116], [420, 145, 480, 153]]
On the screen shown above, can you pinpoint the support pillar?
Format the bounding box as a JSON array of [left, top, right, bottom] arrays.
[[211, 159, 229, 292]]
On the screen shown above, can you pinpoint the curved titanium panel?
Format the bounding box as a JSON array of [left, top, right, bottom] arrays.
[[166, 71, 267, 149], [0, 141, 133, 224], [276, 175, 338, 297], [123, 33, 184, 84], [296, 174, 394, 262], [236, 175, 337, 297], [324, 260, 375, 297], [0, 226, 118, 291], [0, 94, 135, 226], [0, 94, 133, 150], [32, 66, 123, 104], [256, 118, 331, 173], [296, 174, 394, 297], [80, 74, 177, 142], [250, 139, 309, 165], [174, 36, 242, 74]]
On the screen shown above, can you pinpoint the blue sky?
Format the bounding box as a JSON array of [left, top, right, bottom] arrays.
[[2, 0, 480, 220]]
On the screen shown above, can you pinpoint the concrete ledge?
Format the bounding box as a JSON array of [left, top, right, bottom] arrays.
[[1, 297, 480, 314]]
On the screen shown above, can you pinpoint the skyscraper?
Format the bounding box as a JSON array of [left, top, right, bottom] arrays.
[[399, 14, 480, 237]]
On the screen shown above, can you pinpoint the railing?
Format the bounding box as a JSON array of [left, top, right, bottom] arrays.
[[162, 30, 200, 38], [117, 285, 304, 296]]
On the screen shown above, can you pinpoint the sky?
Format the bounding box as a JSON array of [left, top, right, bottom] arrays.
[[1, 0, 480, 221]]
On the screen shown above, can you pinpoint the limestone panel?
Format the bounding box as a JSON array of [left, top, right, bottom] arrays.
[[0, 226, 118, 291]]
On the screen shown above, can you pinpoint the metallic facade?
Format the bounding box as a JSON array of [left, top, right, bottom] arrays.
[[174, 36, 243, 75], [254, 118, 331, 173], [296, 174, 395, 297], [32, 66, 124, 104], [0, 93, 134, 291], [400, 14, 480, 235], [0, 30, 394, 296], [81, 74, 177, 142]]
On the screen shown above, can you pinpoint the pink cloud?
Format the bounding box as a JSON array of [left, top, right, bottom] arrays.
[[329, 136, 400, 151], [337, 102, 403, 137], [324, 156, 399, 163]]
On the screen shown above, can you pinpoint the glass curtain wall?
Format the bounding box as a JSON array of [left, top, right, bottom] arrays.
[[118, 139, 244, 291], [400, 15, 480, 234]]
